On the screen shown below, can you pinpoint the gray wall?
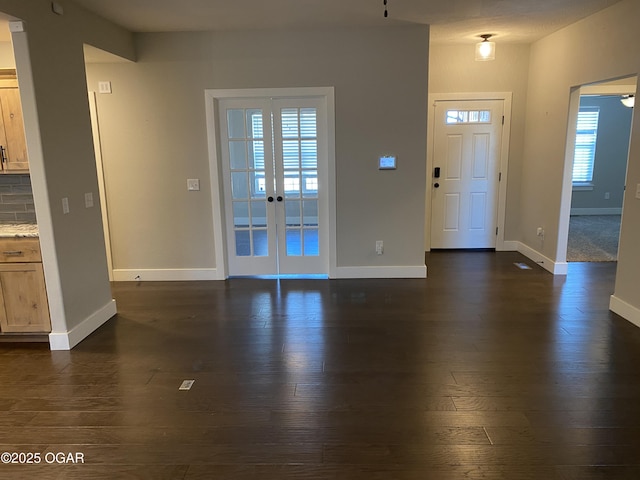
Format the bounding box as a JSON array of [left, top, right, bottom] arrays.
[[86, 26, 430, 273], [571, 95, 631, 211], [519, 0, 640, 309], [0, 0, 135, 342]]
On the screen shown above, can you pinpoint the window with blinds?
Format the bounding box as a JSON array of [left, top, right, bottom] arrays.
[[573, 107, 600, 183], [282, 108, 318, 193], [249, 109, 319, 195]]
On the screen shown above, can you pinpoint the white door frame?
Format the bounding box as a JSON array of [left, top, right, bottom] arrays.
[[204, 87, 337, 279], [557, 80, 636, 268], [426, 92, 513, 251], [88, 91, 114, 281]]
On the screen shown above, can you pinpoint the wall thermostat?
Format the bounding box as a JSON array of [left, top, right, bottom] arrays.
[[379, 155, 397, 170]]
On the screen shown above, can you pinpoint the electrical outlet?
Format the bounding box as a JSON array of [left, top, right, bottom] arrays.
[[604, 192, 610, 200], [376, 240, 384, 255], [536, 227, 544, 238]]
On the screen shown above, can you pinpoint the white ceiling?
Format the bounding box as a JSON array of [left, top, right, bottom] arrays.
[[69, 0, 623, 45], [0, 0, 625, 47]]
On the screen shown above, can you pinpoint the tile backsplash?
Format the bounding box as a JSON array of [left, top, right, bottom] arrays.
[[0, 175, 36, 224]]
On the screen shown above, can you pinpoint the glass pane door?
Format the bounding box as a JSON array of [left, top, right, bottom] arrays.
[[219, 95, 327, 276], [273, 98, 326, 274], [219, 98, 277, 275], [280, 107, 319, 256]]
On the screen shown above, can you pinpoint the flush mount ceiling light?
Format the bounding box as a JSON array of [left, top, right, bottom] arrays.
[[621, 94, 635, 108], [475, 34, 496, 61]]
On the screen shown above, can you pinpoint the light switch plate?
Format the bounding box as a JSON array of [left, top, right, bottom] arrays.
[[98, 81, 112, 94], [187, 179, 200, 191], [636, 183, 640, 199], [62, 197, 70, 215], [85, 192, 94, 208]]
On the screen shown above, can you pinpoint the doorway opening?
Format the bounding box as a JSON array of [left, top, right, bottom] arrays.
[[83, 44, 137, 282], [0, 19, 33, 222], [561, 76, 636, 265]]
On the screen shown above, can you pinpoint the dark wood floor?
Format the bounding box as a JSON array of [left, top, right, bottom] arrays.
[[1, 251, 640, 479]]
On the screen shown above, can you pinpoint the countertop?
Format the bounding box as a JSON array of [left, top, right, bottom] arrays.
[[0, 224, 39, 238]]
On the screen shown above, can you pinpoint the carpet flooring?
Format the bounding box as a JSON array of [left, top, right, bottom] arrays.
[[567, 214, 621, 262]]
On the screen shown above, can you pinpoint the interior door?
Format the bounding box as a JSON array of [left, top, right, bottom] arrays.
[[220, 98, 277, 275], [430, 100, 503, 249], [272, 98, 325, 274], [219, 96, 327, 276]]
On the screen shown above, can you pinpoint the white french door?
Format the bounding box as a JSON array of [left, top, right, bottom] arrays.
[[219, 96, 328, 275]]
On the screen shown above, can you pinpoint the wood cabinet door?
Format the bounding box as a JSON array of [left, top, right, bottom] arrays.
[[0, 87, 29, 172], [0, 263, 50, 333]]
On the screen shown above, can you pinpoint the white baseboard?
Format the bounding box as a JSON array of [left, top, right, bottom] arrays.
[[610, 295, 640, 329], [113, 268, 223, 281], [49, 299, 117, 351], [499, 241, 519, 251], [332, 265, 427, 279], [515, 242, 568, 275], [570, 208, 622, 215], [114, 266, 428, 280]]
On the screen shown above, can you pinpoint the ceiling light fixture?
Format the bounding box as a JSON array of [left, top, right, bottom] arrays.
[[621, 94, 635, 108], [475, 34, 496, 61]]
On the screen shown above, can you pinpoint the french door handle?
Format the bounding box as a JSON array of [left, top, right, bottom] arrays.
[[276, 196, 283, 202], [267, 196, 274, 203]]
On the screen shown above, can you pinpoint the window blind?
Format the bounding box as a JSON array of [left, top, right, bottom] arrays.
[[573, 107, 599, 183]]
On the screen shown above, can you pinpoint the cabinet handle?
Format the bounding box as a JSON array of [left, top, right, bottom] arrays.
[[0, 146, 6, 165], [2, 251, 24, 256]]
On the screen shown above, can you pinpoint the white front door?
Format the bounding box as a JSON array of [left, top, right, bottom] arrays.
[[430, 100, 504, 249], [219, 96, 328, 276]]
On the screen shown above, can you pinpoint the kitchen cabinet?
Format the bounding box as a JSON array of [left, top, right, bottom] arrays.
[[0, 75, 29, 173], [0, 237, 50, 333]]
